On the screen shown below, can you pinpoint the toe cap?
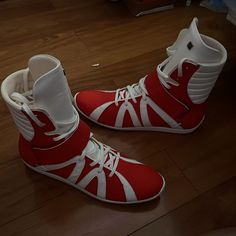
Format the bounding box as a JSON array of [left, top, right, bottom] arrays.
[[117, 158, 165, 202]]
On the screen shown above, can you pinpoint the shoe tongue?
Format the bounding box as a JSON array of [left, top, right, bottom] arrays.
[[29, 55, 75, 124], [86, 140, 96, 155], [163, 18, 221, 75], [86, 139, 105, 162]]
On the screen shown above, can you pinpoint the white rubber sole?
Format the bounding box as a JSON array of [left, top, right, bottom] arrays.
[[74, 94, 204, 134], [23, 160, 166, 205]]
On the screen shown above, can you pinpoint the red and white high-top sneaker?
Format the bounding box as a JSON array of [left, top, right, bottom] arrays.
[[1, 55, 165, 204], [75, 18, 227, 133]]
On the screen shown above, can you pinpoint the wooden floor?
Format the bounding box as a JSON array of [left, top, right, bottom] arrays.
[[0, 1, 236, 235]]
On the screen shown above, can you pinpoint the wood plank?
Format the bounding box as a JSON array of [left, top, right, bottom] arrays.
[[0, 0, 235, 235], [131, 177, 236, 236], [0, 164, 198, 235], [166, 66, 236, 192], [0, 160, 69, 226]]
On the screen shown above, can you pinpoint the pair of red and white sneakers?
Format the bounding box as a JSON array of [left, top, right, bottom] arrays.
[[1, 18, 227, 204]]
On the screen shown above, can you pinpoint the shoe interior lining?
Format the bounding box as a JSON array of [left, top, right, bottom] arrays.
[[1, 70, 33, 108], [201, 34, 227, 63], [28, 55, 58, 82], [2, 55, 59, 107]]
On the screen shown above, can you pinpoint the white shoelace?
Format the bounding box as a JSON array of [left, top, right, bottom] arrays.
[[11, 91, 79, 141], [114, 56, 196, 104], [10, 68, 79, 141], [157, 56, 199, 89], [157, 57, 185, 89], [89, 136, 120, 177], [114, 77, 148, 106], [10, 71, 120, 177]]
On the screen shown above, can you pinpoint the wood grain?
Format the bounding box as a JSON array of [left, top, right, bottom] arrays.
[[130, 177, 236, 236], [0, 1, 235, 235]]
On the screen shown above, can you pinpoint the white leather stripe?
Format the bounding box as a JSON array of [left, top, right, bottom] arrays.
[[188, 80, 216, 89], [115, 103, 128, 127], [90, 101, 114, 121], [190, 93, 211, 104], [78, 168, 100, 188], [197, 65, 224, 73], [187, 61, 225, 105], [189, 76, 218, 84], [90, 92, 181, 129], [145, 97, 181, 129], [188, 86, 213, 95], [140, 98, 152, 126], [36, 155, 82, 172], [188, 74, 219, 104], [67, 159, 85, 183], [8, 106, 34, 141], [190, 96, 207, 104], [115, 102, 141, 127], [96, 171, 106, 198], [78, 168, 106, 198], [14, 118, 33, 131], [115, 172, 137, 201], [120, 156, 142, 164], [193, 70, 219, 76], [190, 93, 211, 99]]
